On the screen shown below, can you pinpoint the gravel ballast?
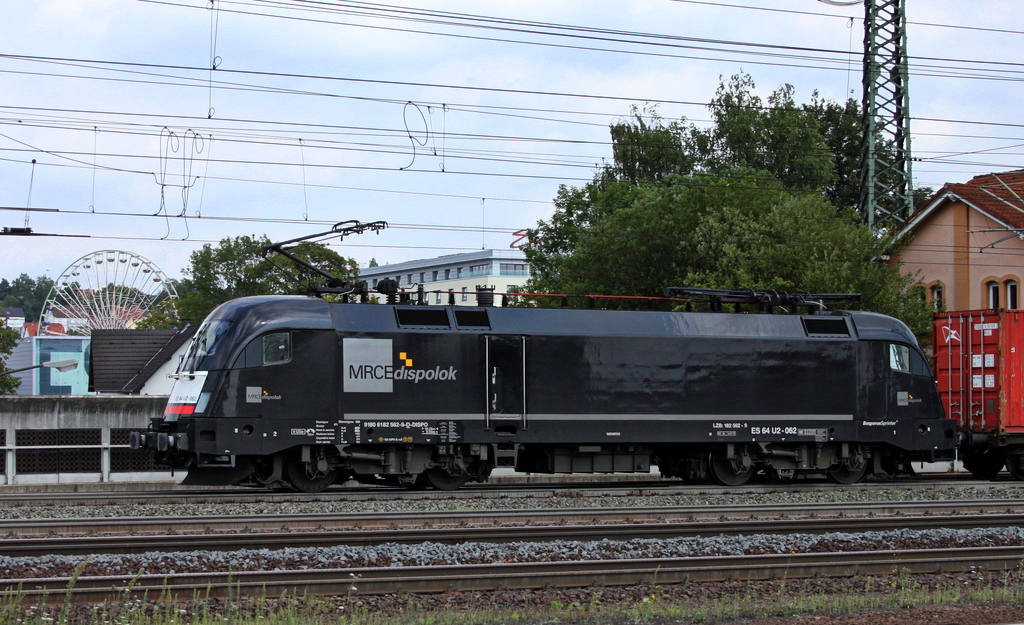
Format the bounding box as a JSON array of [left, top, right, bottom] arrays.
[[1, 484, 1023, 520], [1, 526, 1023, 580]]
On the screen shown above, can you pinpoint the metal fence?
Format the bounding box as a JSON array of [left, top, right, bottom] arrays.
[[0, 395, 173, 485]]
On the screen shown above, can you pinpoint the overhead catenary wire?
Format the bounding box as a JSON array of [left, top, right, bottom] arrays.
[[13, 222, 1024, 273], [667, 0, 1024, 37], [137, 0, 1024, 81], [0, 80, 1020, 177], [4, 54, 1023, 133], [1, 2, 1020, 276]]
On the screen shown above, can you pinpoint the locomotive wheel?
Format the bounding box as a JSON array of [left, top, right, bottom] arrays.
[[826, 461, 868, 485], [423, 468, 470, 491], [963, 450, 1005, 480], [284, 453, 337, 493], [1006, 456, 1024, 481], [708, 451, 753, 486]]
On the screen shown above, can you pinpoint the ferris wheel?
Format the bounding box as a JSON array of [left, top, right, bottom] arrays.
[[40, 250, 178, 335]]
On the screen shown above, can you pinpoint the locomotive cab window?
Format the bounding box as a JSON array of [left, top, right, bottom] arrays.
[[889, 343, 910, 373], [233, 332, 291, 368], [263, 332, 291, 364], [181, 320, 233, 371]]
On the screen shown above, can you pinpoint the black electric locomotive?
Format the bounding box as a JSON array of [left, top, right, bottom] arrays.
[[132, 290, 957, 491]]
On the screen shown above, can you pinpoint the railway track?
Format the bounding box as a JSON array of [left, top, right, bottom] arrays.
[[4, 490, 1024, 606], [0, 473, 1003, 508], [5, 545, 1024, 605], [2, 499, 1023, 556]]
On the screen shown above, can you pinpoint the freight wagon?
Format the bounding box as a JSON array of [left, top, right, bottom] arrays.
[[934, 310, 1024, 478]]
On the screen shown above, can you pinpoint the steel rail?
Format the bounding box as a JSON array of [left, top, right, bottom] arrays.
[[1, 498, 1021, 538], [3, 508, 1024, 557], [3, 546, 1024, 605], [0, 473, 996, 507]]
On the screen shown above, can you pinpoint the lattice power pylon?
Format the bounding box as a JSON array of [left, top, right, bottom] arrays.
[[860, 0, 914, 229]]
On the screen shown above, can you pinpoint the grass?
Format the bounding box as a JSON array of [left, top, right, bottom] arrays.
[[4, 568, 1024, 625]]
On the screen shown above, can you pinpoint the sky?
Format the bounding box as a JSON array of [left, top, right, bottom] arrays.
[[1, 0, 1021, 289]]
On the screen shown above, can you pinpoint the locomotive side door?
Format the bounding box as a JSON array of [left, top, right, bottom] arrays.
[[486, 335, 527, 430]]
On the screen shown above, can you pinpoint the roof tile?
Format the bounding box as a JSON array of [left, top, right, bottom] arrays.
[[945, 169, 1024, 228]]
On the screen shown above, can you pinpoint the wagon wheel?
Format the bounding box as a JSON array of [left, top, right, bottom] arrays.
[[708, 450, 754, 487], [423, 468, 470, 491], [826, 460, 868, 485], [1005, 455, 1024, 481], [284, 452, 337, 493], [963, 450, 1005, 480]]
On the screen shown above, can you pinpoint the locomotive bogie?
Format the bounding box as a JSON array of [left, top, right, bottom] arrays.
[[133, 295, 958, 491]]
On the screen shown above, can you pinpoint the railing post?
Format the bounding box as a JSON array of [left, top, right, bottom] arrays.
[[3, 426, 12, 485], [101, 427, 111, 483]]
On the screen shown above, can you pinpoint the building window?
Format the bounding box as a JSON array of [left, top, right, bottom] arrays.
[[444, 269, 450, 280], [395, 275, 401, 285], [988, 281, 1000, 309], [435, 292, 442, 304], [432, 271, 438, 282], [1007, 280, 1019, 309], [408, 274, 413, 284], [461, 286, 468, 302], [930, 284, 944, 311], [469, 264, 489, 277], [500, 263, 529, 276], [419, 272, 425, 283], [457, 267, 464, 278]]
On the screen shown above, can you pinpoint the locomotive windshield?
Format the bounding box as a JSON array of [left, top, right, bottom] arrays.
[[179, 319, 233, 372]]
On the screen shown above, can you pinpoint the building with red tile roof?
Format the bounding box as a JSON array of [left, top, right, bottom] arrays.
[[896, 169, 1024, 311], [20, 322, 66, 338]]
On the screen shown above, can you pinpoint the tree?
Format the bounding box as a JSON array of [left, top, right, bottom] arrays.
[[684, 74, 838, 194], [0, 274, 56, 322], [802, 93, 861, 209], [0, 324, 20, 395], [604, 73, 927, 216], [524, 74, 933, 336], [133, 296, 184, 330], [176, 235, 358, 323]]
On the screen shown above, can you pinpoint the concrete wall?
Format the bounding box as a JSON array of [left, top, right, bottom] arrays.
[[0, 395, 178, 485]]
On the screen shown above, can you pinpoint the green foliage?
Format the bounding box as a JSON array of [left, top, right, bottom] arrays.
[[610, 104, 695, 184], [525, 74, 933, 336], [802, 93, 862, 209], [134, 297, 183, 330], [0, 324, 20, 395], [0, 273, 56, 322], [687, 74, 837, 193], [175, 235, 358, 323]]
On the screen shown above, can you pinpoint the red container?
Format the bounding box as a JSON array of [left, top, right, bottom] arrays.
[[933, 310, 1024, 440]]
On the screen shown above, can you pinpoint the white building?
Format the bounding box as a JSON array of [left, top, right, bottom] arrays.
[[0, 307, 25, 331], [359, 250, 530, 306]]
